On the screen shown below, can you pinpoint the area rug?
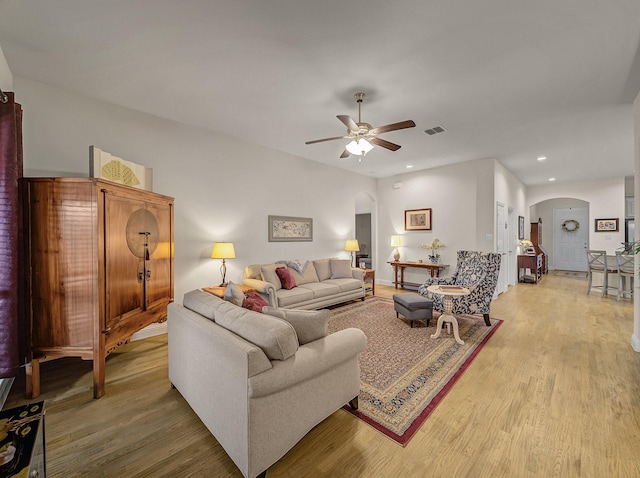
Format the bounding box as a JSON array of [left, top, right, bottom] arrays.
[[328, 297, 502, 446]]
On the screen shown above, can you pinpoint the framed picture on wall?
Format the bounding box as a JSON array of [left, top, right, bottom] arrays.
[[268, 215, 313, 242], [404, 208, 432, 231], [594, 218, 619, 232], [518, 216, 525, 240]]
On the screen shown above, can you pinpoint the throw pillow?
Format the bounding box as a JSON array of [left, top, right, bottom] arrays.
[[242, 289, 269, 313], [275, 266, 297, 290], [260, 264, 283, 291], [313, 259, 331, 281], [330, 259, 352, 279], [223, 281, 245, 306], [262, 307, 330, 345]]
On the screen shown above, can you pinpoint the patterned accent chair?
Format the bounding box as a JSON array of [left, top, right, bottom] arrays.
[[418, 250, 501, 326]]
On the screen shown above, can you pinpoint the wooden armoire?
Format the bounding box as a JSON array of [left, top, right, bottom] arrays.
[[23, 178, 174, 398], [530, 221, 548, 274]]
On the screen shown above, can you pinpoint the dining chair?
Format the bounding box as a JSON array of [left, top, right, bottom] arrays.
[[615, 251, 634, 301], [586, 250, 618, 297]]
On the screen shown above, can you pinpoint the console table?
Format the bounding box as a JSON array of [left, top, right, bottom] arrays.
[[388, 261, 448, 289], [517, 254, 543, 284]]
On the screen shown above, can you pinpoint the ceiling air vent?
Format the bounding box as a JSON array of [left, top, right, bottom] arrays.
[[424, 126, 446, 136]]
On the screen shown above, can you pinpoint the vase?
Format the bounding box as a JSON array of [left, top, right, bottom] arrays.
[[430, 257, 439, 264]]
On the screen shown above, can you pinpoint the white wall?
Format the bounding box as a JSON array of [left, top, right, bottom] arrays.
[[15, 77, 377, 303], [527, 178, 625, 252], [374, 159, 525, 286], [633, 90, 640, 352], [0, 45, 12, 91]]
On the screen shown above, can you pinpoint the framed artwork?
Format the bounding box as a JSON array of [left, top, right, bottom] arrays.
[[404, 208, 432, 231], [268, 215, 313, 242], [594, 218, 619, 232], [90, 145, 153, 191], [518, 216, 525, 240]]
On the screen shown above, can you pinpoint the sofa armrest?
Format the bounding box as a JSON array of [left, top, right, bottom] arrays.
[[351, 268, 365, 280], [243, 278, 277, 307], [248, 327, 367, 398]]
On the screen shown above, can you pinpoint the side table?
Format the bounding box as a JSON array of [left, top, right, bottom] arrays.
[[203, 284, 254, 298], [427, 285, 470, 345], [0, 401, 46, 477], [363, 269, 375, 295]]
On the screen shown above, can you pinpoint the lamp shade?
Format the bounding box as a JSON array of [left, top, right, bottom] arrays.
[[390, 235, 402, 247], [344, 239, 360, 252], [345, 139, 374, 156], [211, 242, 236, 259]]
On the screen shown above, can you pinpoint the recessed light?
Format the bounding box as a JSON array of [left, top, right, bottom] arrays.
[[537, 156, 547, 161], [406, 165, 413, 169], [548, 177, 556, 181]]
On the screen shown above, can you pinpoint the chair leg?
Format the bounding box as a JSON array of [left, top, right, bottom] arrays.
[[483, 313, 491, 326], [349, 396, 359, 410], [602, 271, 607, 298]]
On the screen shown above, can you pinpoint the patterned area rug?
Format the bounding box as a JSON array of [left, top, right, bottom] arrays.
[[328, 297, 502, 446]]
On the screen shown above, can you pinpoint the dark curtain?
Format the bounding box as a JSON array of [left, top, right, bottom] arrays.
[[0, 91, 24, 378]]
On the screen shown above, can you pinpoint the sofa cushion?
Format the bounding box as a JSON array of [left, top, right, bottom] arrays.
[[183, 289, 221, 321], [323, 277, 362, 293], [263, 307, 329, 345], [242, 290, 269, 312], [287, 263, 319, 285], [297, 282, 340, 299], [261, 264, 283, 291], [276, 287, 314, 308], [313, 259, 331, 281], [214, 301, 298, 361], [330, 259, 353, 279], [276, 266, 297, 290], [223, 281, 245, 307]]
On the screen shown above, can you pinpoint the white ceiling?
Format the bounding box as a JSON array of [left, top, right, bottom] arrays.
[[1, 0, 639, 185]]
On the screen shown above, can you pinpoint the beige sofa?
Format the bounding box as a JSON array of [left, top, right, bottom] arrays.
[[168, 289, 367, 478], [243, 258, 365, 309]]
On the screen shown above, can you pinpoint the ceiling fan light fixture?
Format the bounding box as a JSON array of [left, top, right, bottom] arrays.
[[346, 138, 374, 156]]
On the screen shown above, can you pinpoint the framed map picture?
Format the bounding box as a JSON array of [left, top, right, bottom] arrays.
[[268, 215, 313, 242]]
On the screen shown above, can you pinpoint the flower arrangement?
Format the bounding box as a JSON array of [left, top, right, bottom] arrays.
[[519, 239, 533, 248], [421, 238, 446, 261]]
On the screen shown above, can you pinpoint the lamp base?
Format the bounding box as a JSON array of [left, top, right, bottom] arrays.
[[393, 249, 400, 261]]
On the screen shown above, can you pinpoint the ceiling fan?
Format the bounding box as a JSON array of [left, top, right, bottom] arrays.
[[305, 92, 416, 160]]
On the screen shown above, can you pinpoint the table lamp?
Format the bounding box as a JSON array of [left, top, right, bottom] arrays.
[[391, 235, 402, 261], [344, 239, 360, 267], [211, 241, 236, 286]]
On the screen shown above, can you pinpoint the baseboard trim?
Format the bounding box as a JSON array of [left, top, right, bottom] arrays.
[[132, 322, 167, 341]]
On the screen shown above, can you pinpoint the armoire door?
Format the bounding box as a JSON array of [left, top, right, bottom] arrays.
[[103, 192, 145, 329], [144, 201, 173, 310]]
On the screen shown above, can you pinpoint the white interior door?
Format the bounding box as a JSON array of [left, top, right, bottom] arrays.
[[553, 206, 589, 271]]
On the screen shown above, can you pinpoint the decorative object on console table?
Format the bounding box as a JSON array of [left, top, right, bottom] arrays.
[[211, 242, 236, 286], [0, 401, 46, 477], [23, 177, 174, 399], [420, 238, 446, 264], [390, 234, 402, 261], [344, 239, 360, 267], [404, 208, 432, 231]]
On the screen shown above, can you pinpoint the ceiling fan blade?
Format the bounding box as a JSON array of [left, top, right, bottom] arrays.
[[340, 149, 350, 158], [370, 137, 401, 151], [305, 136, 345, 145], [337, 115, 359, 132], [371, 120, 416, 135]]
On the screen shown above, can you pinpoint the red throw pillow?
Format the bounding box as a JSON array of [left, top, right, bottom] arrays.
[[275, 266, 297, 290], [242, 290, 269, 313]]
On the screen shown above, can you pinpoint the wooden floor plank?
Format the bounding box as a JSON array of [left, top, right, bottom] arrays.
[[5, 272, 640, 477]]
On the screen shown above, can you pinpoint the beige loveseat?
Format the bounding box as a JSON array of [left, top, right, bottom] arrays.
[[168, 289, 367, 478], [243, 258, 365, 310]]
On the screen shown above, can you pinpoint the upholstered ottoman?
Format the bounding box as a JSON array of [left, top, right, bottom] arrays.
[[393, 293, 434, 327]]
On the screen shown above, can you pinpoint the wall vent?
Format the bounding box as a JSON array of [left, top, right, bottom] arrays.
[[424, 126, 446, 135]]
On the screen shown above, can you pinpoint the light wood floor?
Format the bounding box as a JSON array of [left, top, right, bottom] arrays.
[[5, 273, 640, 477]]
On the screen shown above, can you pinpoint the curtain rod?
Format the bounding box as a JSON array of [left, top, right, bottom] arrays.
[[0, 88, 7, 103]]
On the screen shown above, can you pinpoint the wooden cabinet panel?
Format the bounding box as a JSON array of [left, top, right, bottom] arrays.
[[23, 178, 174, 398]]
